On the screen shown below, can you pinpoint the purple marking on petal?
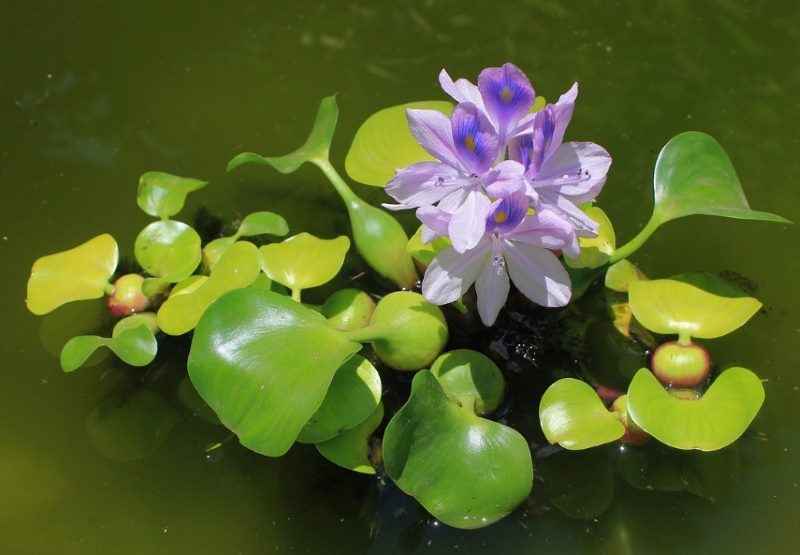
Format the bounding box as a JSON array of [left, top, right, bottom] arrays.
[[545, 82, 578, 161], [385, 161, 464, 208], [483, 160, 526, 197], [406, 109, 464, 170], [448, 188, 491, 253], [503, 240, 572, 307], [422, 241, 491, 305], [485, 191, 529, 236], [475, 238, 510, 326], [451, 103, 499, 175], [439, 69, 484, 109], [478, 63, 535, 142]]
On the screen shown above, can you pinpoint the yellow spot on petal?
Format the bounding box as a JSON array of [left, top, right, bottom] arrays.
[[500, 86, 513, 104], [494, 211, 508, 223], [464, 134, 476, 152]]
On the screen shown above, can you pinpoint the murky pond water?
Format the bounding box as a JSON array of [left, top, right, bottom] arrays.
[[2, 1, 799, 553]]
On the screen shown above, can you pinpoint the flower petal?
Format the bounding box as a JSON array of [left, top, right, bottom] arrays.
[[503, 240, 572, 307], [385, 161, 464, 208], [485, 190, 529, 235], [483, 160, 526, 197], [416, 205, 451, 238], [448, 188, 492, 253], [547, 82, 578, 157], [406, 109, 464, 170], [510, 207, 576, 251], [438, 69, 484, 109], [478, 63, 535, 141], [538, 191, 600, 236], [422, 241, 491, 305], [475, 256, 510, 326], [451, 103, 499, 175], [535, 141, 611, 200]]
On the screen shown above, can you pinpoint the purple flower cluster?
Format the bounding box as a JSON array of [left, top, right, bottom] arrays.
[[385, 63, 612, 326]]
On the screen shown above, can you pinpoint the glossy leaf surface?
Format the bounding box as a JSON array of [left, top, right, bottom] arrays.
[[259, 233, 350, 295], [227, 95, 338, 173], [187, 289, 361, 456], [316, 402, 384, 475], [26, 234, 118, 315], [157, 241, 261, 335], [539, 378, 625, 450], [297, 355, 381, 444], [134, 220, 202, 282], [429, 349, 505, 415], [345, 101, 454, 187], [627, 367, 765, 451], [629, 273, 761, 339], [136, 171, 207, 219], [383, 371, 533, 529], [60, 325, 158, 372]]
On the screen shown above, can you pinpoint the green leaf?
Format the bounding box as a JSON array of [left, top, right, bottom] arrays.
[[87, 388, 177, 462], [259, 233, 350, 298], [652, 132, 790, 225], [136, 171, 207, 219], [564, 206, 615, 269], [316, 403, 384, 474], [345, 101, 454, 187], [429, 349, 505, 416], [60, 325, 158, 372], [227, 95, 338, 173], [539, 378, 625, 450], [604, 259, 647, 293], [237, 211, 289, 237], [26, 234, 118, 315], [112, 313, 159, 336], [187, 289, 362, 456], [134, 220, 202, 282], [407, 225, 450, 268], [628, 272, 762, 340], [158, 241, 262, 335], [297, 355, 381, 444], [321, 288, 376, 332], [383, 370, 533, 529], [627, 367, 765, 451]]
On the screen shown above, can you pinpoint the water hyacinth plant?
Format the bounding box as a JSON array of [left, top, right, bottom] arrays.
[[24, 62, 791, 530]]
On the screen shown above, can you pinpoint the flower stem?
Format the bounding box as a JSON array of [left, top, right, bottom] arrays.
[[313, 157, 363, 212], [608, 216, 661, 263], [291, 288, 302, 303]]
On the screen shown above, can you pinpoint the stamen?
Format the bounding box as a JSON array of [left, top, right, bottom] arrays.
[[464, 134, 476, 152], [500, 85, 513, 104], [494, 211, 508, 223]]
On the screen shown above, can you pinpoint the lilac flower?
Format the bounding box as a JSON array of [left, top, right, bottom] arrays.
[[385, 103, 526, 253], [421, 192, 575, 326], [509, 84, 612, 236]]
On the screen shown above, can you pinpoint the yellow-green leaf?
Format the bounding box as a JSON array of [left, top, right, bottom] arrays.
[[259, 233, 350, 297]]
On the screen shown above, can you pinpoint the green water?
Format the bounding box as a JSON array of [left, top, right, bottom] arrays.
[[2, 1, 799, 552]]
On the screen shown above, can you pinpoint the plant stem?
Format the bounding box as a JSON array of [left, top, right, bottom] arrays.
[[342, 323, 389, 343], [609, 217, 661, 263], [313, 157, 363, 211], [291, 288, 302, 303]]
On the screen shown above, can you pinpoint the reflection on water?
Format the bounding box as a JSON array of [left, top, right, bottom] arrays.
[[4, 0, 800, 553]]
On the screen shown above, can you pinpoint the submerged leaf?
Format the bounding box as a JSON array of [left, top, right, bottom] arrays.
[[345, 100, 454, 187], [136, 171, 207, 219], [627, 367, 765, 451], [316, 403, 384, 474], [26, 234, 118, 315], [134, 220, 202, 282], [383, 371, 533, 529], [187, 289, 361, 456], [539, 378, 625, 450], [227, 95, 338, 173], [628, 273, 762, 340]]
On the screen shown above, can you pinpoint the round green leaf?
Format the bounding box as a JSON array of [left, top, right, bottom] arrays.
[[134, 220, 202, 282], [157, 241, 261, 335], [112, 313, 159, 337], [237, 211, 289, 237], [187, 289, 362, 457], [604, 259, 647, 293], [60, 325, 158, 372], [628, 272, 762, 339], [297, 355, 381, 444], [651, 132, 790, 226], [259, 233, 350, 296], [26, 234, 118, 315], [383, 370, 533, 529], [429, 349, 505, 415], [316, 402, 384, 475], [321, 288, 376, 332], [345, 101, 454, 187], [564, 206, 615, 269], [87, 388, 177, 462], [539, 378, 625, 450], [627, 367, 765, 451], [136, 171, 207, 219]]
